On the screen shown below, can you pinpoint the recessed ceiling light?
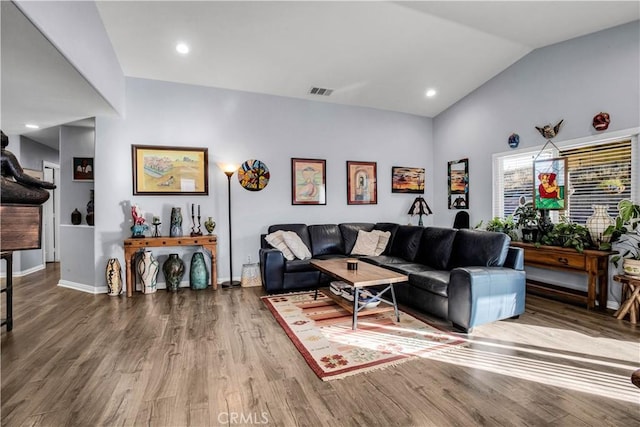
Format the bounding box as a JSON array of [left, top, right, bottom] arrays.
[[25, 124, 39, 129], [425, 89, 437, 98], [176, 42, 190, 55]]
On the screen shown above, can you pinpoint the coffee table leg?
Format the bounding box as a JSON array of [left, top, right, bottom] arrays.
[[353, 287, 359, 330], [389, 284, 399, 322]]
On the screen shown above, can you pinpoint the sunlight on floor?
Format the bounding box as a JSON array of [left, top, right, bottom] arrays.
[[325, 321, 640, 404]]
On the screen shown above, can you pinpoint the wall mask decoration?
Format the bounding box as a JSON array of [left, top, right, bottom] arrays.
[[238, 159, 270, 191], [592, 112, 610, 131], [508, 133, 520, 149], [535, 119, 563, 139], [447, 158, 469, 210]]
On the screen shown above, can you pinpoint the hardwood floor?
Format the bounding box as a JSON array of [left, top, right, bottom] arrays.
[[2, 263, 639, 426]]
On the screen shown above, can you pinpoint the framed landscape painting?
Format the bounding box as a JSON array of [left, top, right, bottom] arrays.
[[533, 157, 567, 210], [391, 166, 425, 194], [291, 158, 326, 205], [448, 158, 469, 209], [132, 145, 208, 195], [347, 161, 377, 205]]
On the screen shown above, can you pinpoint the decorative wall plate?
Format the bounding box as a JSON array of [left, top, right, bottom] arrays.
[[238, 159, 270, 191]]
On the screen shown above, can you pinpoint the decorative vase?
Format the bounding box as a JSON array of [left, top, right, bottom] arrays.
[[106, 258, 122, 296], [170, 207, 183, 237], [86, 190, 95, 226], [162, 253, 185, 291], [190, 252, 209, 290], [204, 217, 216, 235], [71, 208, 82, 225], [137, 250, 159, 294], [623, 259, 640, 277], [586, 205, 614, 247]]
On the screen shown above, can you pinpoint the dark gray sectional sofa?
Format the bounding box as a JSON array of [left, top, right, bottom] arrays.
[[259, 222, 526, 332]]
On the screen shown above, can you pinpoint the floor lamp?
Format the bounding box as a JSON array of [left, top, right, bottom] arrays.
[[220, 164, 241, 288]]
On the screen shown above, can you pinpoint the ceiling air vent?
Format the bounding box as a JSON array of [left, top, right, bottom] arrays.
[[309, 86, 333, 96]]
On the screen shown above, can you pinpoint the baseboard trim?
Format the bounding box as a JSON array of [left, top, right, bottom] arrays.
[[0, 263, 46, 279], [58, 280, 108, 294]]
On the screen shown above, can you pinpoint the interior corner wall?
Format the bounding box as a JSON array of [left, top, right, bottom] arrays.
[[94, 77, 433, 288], [432, 20, 640, 306]]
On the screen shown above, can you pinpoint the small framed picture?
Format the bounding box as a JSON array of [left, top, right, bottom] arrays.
[[347, 161, 377, 205], [291, 158, 326, 205], [533, 157, 567, 210], [73, 157, 94, 182], [448, 158, 469, 209], [391, 166, 425, 194]]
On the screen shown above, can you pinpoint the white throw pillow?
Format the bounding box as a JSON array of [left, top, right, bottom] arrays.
[[265, 230, 295, 261], [350, 230, 379, 256], [372, 230, 391, 256], [282, 231, 312, 260]]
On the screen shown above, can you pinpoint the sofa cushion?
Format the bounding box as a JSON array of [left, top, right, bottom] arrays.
[[373, 223, 399, 255], [282, 231, 312, 260], [408, 271, 452, 297], [339, 223, 375, 253], [415, 227, 458, 270], [359, 255, 407, 266], [284, 258, 315, 273], [383, 262, 434, 275], [350, 230, 380, 256], [308, 224, 344, 256], [268, 224, 311, 250], [265, 230, 296, 260], [449, 229, 510, 268], [372, 230, 392, 256], [388, 225, 424, 261]]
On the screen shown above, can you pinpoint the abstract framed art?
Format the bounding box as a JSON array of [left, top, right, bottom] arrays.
[[391, 166, 425, 194], [131, 145, 208, 195], [533, 157, 567, 210], [291, 158, 326, 205], [73, 157, 94, 182], [347, 161, 377, 205]]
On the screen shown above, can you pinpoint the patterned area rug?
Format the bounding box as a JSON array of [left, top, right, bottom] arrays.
[[262, 291, 466, 381]]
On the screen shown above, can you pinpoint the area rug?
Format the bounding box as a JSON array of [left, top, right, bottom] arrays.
[[262, 291, 466, 381]]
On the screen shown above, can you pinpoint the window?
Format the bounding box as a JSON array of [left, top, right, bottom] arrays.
[[494, 137, 636, 223]]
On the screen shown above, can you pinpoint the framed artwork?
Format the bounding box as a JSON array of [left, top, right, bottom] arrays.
[[238, 159, 270, 191], [347, 161, 377, 205], [291, 158, 326, 205], [391, 166, 425, 194], [73, 157, 94, 182], [533, 157, 567, 210], [131, 145, 208, 195], [448, 158, 469, 209]]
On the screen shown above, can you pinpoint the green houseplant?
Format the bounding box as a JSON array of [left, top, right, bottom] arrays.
[[539, 219, 593, 253], [484, 216, 518, 241], [602, 199, 640, 276], [514, 205, 540, 243]]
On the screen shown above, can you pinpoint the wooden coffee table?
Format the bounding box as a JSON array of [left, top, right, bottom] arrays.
[[310, 258, 408, 330]]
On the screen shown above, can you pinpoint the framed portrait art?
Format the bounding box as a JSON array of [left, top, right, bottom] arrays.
[[533, 157, 567, 210], [291, 158, 326, 205], [391, 166, 425, 194], [73, 157, 94, 182], [131, 145, 208, 195], [347, 161, 377, 205], [448, 158, 469, 209]]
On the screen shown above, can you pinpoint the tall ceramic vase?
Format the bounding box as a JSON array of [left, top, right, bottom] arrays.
[[163, 253, 185, 291], [190, 252, 209, 290], [137, 250, 159, 294], [170, 207, 183, 237], [586, 205, 614, 247], [106, 258, 122, 296]]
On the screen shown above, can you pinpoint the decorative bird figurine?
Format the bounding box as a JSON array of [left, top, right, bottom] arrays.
[[535, 119, 563, 139]]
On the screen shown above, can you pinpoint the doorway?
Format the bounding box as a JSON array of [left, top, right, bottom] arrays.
[[43, 161, 60, 263]]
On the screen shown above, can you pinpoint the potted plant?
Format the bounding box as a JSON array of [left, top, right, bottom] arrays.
[[484, 216, 518, 241], [539, 219, 594, 253], [602, 199, 640, 276], [514, 205, 539, 243]]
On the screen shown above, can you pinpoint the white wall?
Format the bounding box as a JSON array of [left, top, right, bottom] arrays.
[[94, 77, 433, 289]]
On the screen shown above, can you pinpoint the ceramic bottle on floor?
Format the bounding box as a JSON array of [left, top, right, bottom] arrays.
[[163, 253, 185, 291], [190, 252, 209, 290], [106, 258, 122, 296], [137, 250, 159, 294]]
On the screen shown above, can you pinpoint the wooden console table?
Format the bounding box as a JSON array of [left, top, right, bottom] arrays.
[[511, 242, 614, 310], [123, 236, 217, 297]]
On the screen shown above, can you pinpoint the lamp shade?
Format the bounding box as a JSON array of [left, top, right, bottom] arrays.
[[408, 196, 432, 216]]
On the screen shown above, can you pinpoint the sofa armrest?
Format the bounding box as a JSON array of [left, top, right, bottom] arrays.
[[259, 248, 286, 292], [448, 266, 526, 331]]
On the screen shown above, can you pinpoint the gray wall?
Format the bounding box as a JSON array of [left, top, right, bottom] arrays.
[[432, 21, 640, 305], [94, 77, 433, 289]]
